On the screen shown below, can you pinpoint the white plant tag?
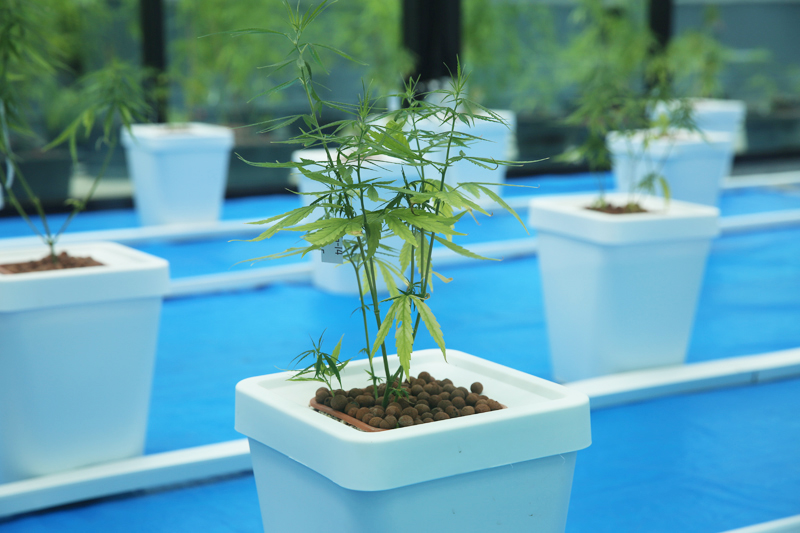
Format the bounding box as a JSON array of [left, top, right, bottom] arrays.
[[320, 238, 344, 264]]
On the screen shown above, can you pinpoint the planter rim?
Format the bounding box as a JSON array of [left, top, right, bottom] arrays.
[[236, 349, 591, 491], [657, 97, 746, 114], [528, 193, 719, 245], [0, 241, 169, 312], [121, 122, 234, 152], [607, 128, 732, 156]]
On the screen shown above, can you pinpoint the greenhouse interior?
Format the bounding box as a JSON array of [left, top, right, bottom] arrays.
[[1, 0, 799, 532]]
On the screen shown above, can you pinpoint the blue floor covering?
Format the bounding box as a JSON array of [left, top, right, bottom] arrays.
[[1, 173, 799, 531]]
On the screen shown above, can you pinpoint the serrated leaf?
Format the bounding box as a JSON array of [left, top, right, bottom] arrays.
[[395, 296, 414, 378], [433, 235, 499, 261], [377, 260, 400, 298], [366, 185, 380, 202], [304, 219, 350, 246], [331, 334, 344, 363], [384, 214, 417, 247], [470, 184, 528, 233], [371, 298, 400, 358], [365, 218, 382, 260], [411, 296, 446, 360], [247, 206, 316, 241], [399, 240, 413, 274], [431, 270, 453, 284]]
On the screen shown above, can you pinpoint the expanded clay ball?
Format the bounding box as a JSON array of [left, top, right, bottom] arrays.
[[439, 391, 451, 401], [401, 407, 419, 419], [362, 412, 375, 423], [369, 417, 383, 428], [451, 396, 466, 409], [385, 405, 401, 418], [445, 405, 460, 418], [417, 391, 431, 402], [415, 403, 431, 415], [380, 418, 395, 429], [383, 415, 398, 428], [355, 395, 375, 408], [442, 383, 455, 394], [475, 403, 491, 414], [370, 406, 385, 417], [411, 384, 424, 396], [488, 400, 503, 411], [418, 372, 433, 382], [355, 407, 370, 420], [461, 405, 475, 416], [331, 394, 350, 411], [315, 388, 331, 403], [450, 389, 465, 400], [433, 411, 450, 421], [465, 393, 479, 406], [398, 415, 414, 428], [348, 388, 363, 398], [347, 406, 360, 418], [470, 382, 484, 394], [423, 383, 439, 395], [437, 399, 452, 410]]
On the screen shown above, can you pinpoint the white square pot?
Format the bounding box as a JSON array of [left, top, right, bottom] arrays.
[[653, 98, 746, 147], [0, 242, 169, 483], [294, 149, 406, 295], [122, 123, 234, 226], [608, 128, 734, 207], [528, 193, 719, 382], [236, 349, 591, 532]]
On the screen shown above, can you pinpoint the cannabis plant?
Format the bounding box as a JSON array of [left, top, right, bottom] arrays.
[[237, 1, 527, 408], [0, 0, 149, 263], [561, 0, 697, 211]]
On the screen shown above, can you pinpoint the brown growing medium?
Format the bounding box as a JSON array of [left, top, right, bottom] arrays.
[[586, 203, 648, 215], [0, 252, 103, 274], [309, 373, 506, 432]]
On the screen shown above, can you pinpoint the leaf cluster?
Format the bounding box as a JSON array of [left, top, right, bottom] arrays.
[[236, 1, 529, 407], [0, 0, 150, 262]]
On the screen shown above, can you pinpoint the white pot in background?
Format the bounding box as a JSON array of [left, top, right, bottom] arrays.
[[608, 128, 733, 207], [122, 123, 234, 226], [653, 97, 746, 146], [236, 349, 591, 532], [293, 149, 406, 295], [528, 193, 719, 383], [0, 242, 169, 483]]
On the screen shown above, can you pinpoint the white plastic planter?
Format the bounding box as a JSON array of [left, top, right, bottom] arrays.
[[122, 123, 234, 226], [528, 193, 719, 383], [236, 349, 591, 532], [653, 97, 746, 142], [294, 149, 405, 295], [608, 128, 733, 207], [0, 242, 169, 483], [651, 98, 746, 181]]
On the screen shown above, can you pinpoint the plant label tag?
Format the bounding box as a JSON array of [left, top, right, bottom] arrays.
[[321, 238, 344, 264]]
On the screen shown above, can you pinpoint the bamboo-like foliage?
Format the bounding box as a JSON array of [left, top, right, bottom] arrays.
[[560, 0, 698, 210], [236, 1, 528, 407], [0, 0, 149, 263]]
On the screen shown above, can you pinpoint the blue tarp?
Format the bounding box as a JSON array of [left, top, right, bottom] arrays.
[[1, 174, 799, 532]]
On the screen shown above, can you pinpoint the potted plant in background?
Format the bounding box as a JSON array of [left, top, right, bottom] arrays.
[[0, 0, 169, 483], [233, 3, 591, 531], [527, 0, 720, 383]]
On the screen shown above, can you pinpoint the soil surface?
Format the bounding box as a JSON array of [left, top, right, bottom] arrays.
[[586, 202, 648, 215], [311, 371, 505, 432], [0, 252, 104, 274]]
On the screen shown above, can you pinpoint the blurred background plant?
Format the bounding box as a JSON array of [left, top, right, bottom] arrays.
[[0, 0, 148, 261]]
